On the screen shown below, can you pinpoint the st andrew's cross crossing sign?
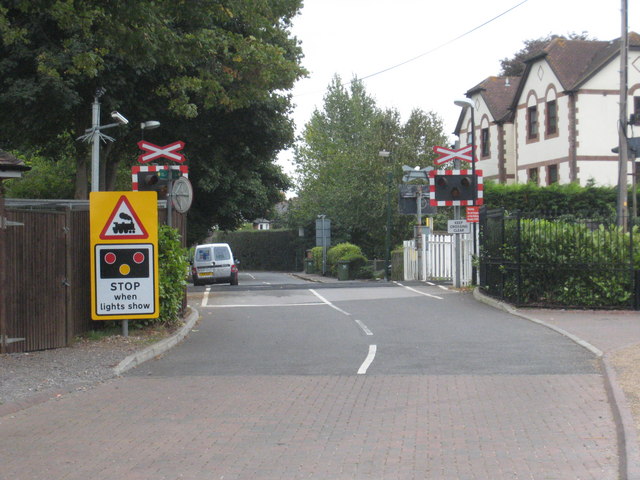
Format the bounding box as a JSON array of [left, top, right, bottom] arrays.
[[433, 145, 474, 165], [137, 140, 186, 163]]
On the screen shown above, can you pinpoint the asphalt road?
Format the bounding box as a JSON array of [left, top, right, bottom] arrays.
[[131, 271, 596, 377]]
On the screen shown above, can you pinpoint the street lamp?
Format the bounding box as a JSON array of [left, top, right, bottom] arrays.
[[379, 149, 392, 281], [140, 121, 161, 140], [455, 98, 477, 285], [77, 88, 130, 192], [77, 90, 160, 192]]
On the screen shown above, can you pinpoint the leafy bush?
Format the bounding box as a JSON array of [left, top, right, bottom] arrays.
[[327, 243, 366, 276], [311, 246, 324, 272], [492, 217, 638, 307], [157, 225, 189, 328]]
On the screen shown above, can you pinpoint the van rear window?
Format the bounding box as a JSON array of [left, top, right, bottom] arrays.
[[214, 247, 230, 261], [196, 249, 211, 261]]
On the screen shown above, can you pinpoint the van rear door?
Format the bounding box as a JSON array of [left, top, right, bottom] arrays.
[[212, 245, 232, 279], [194, 246, 214, 280]]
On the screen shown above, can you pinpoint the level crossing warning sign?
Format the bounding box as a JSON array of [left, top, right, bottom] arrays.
[[90, 192, 159, 320], [99, 195, 149, 240]]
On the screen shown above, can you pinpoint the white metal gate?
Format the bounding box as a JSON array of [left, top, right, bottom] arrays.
[[403, 232, 474, 286]]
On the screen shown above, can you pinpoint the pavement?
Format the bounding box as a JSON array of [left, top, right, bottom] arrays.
[[2, 272, 640, 479]]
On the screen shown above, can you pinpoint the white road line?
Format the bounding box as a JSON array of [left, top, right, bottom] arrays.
[[355, 319, 373, 336], [204, 303, 325, 308], [309, 289, 351, 316], [358, 345, 377, 374], [247, 273, 256, 280], [396, 282, 443, 300], [201, 287, 211, 307]]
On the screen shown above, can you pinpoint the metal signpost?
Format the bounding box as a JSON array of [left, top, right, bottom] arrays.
[[315, 216, 331, 275]]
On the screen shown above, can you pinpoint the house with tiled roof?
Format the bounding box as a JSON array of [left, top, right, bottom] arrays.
[[454, 33, 640, 187]]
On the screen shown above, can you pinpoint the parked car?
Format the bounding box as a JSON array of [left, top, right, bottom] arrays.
[[191, 243, 239, 286]]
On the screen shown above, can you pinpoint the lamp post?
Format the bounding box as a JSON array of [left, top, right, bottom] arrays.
[[78, 88, 132, 192], [454, 98, 477, 285], [379, 149, 392, 281], [140, 121, 161, 140]]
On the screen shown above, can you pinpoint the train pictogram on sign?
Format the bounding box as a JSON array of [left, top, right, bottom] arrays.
[[99, 195, 149, 240]]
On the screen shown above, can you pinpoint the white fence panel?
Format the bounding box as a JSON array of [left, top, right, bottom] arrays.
[[402, 232, 474, 286], [403, 239, 418, 281]]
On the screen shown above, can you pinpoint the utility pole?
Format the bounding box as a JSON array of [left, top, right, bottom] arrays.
[[617, 0, 629, 229]]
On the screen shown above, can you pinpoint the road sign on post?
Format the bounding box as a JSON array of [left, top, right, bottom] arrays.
[[90, 191, 159, 320], [448, 219, 470, 234], [433, 145, 474, 165]]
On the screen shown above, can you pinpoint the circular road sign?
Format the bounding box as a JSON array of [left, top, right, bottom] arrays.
[[171, 176, 193, 213]]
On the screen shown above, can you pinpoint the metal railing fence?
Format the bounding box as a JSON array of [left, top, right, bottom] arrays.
[[479, 208, 639, 309]]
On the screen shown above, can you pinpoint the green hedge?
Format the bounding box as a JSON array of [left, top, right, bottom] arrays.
[[488, 218, 639, 308], [215, 229, 304, 271], [484, 182, 617, 217]]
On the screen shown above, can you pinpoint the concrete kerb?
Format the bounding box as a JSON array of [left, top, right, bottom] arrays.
[[113, 305, 199, 376], [473, 287, 640, 480]]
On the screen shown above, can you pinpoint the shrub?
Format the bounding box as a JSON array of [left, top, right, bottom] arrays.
[[327, 243, 366, 277], [311, 246, 325, 272], [494, 218, 638, 307], [156, 225, 189, 328]]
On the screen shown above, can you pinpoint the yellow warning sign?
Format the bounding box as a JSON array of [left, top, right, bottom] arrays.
[[90, 192, 159, 320]]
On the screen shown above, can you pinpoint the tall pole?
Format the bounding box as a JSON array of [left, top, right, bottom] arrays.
[[385, 170, 392, 281], [617, 0, 629, 229], [470, 104, 477, 285], [91, 95, 101, 192], [379, 150, 392, 281]]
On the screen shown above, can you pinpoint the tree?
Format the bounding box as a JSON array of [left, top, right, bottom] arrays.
[[0, 0, 305, 242], [499, 32, 592, 76], [291, 76, 447, 257]]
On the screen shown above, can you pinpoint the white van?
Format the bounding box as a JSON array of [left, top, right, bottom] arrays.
[[192, 243, 239, 286]]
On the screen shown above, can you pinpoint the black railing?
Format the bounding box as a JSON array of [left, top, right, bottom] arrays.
[[479, 208, 639, 309]]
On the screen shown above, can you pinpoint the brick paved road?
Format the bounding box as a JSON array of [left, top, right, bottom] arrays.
[[0, 375, 616, 479], [0, 276, 619, 479]]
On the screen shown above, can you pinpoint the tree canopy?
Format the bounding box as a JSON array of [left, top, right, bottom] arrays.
[[499, 32, 593, 76], [0, 0, 306, 242], [290, 76, 448, 257]]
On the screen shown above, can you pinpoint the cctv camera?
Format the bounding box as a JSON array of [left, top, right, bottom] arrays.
[[111, 111, 129, 125]]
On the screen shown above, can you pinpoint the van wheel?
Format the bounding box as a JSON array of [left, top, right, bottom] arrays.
[[230, 273, 238, 286], [194, 278, 203, 286]]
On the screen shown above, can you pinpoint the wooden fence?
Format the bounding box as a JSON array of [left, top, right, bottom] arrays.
[[1, 200, 185, 353]]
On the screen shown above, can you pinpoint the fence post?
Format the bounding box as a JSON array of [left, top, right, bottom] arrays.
[[516, 211, 522, 305]]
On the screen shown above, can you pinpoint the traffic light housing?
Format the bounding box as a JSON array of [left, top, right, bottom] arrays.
[[433, 174, 474, 202], [429, 170, 483, 206], [136, 171, 170, 199]]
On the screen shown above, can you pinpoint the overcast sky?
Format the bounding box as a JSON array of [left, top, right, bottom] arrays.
[[278, 0, 639, 183]]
